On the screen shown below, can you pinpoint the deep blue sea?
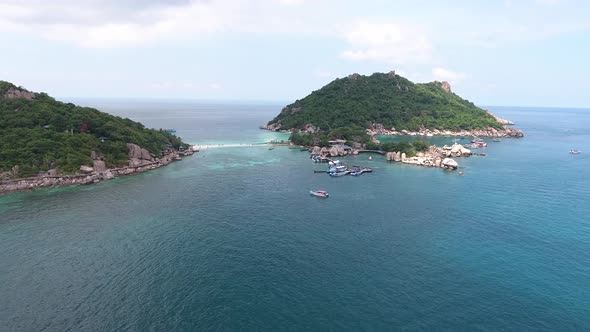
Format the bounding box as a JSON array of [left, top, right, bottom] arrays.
[[1, 100, 590, 331]]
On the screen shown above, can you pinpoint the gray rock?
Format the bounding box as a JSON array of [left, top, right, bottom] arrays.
[[441, 158, 459, 169], [93, 160, 107, 172]]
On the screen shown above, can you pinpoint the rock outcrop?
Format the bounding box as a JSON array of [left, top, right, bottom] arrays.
[[1, 147, 195, 194], [80, 165, 94, 173], [127, 143, 155, 167], [302, 123, 319, 134], [384, 143, 467, 170], [367, 124, 524, 138], [441, 81, 452, 93], [3, 86, 35, 100], [93, 160, 107, 172], [441, 158, 459, 169]]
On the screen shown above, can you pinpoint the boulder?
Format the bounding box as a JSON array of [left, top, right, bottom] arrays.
[[129, 158, 143, 167], [440, 81, 452, 93], [450, 143, 462, 155], [441, 158, 459, 169], [329, 145, 346, 157], [386, 152, 395, 161], [127, 143, 154, 161], [80, 165, 94, 173], [93, 159, 107, 172], [303, 123, 319, 134], [460, 146, 472, 156], [4, 86, 35, 100], [312, 146, 321, 155], [101, 170, 115, 180]]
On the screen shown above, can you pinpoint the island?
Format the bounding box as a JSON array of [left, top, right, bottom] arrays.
[[263, 71, 523, 170], [0, 81, 197, 193]]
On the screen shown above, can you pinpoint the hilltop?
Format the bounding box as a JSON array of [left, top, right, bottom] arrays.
[[0, 81, 186, 179], [266, 71, 515, 135]]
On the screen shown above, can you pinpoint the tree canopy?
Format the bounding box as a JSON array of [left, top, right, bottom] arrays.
[[268, 72, 501, 132], [0, 81, 184, 177]]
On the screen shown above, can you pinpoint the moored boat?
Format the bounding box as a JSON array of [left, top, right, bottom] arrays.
[[329, 171, 349, 177], [471, 137, 488, 147], [350, 169, 362, 176], [569, 150, 582, 154], [310, 190, 329, 198]]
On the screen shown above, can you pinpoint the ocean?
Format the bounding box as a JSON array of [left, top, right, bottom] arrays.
[[1, 101, 589, 330]]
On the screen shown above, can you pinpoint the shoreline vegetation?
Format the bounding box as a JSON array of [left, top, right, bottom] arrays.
[[262, 71, 524, 171], [0, 81, 198, 194], [0, 145, 198, 194]]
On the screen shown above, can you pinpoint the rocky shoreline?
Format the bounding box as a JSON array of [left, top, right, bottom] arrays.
[[366, 123, 524, 138], [263, 111, 524, 139], [309, 143, 473, 170], [384, 143, 474, 169], [0, 144, 198, 194]]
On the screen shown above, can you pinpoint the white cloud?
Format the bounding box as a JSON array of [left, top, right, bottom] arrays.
[[340, 21, 432, 65], [0, 0, 324, 48], [0, 0, 586, 52]]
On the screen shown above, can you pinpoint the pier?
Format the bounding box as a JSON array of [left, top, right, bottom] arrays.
[[191, 142, 288, 150], [356, 149, 386, 155]]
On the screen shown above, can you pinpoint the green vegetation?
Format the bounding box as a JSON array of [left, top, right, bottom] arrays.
[[0, 81, 184, 178], [268, 72, 501, 132], [379, 140, 429, 156], [290, 127, 429, 157], [290, 126, 370, 147]]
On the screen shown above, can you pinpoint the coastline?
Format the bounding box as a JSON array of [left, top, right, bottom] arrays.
[[366, 125, 524, 138], [0, 147, 198, 194], [308, 143, 476, 170]]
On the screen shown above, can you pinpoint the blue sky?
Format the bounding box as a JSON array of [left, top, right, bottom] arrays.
[[0, 0, 588, 107]]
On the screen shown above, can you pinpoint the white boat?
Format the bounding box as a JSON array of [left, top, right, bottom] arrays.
[[569, 150, 582, 154], [310, 190, 329, 198], [329, 171, 349, 177]]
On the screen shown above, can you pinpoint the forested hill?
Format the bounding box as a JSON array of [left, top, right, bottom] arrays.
[[266, 71, 501, 132], [0, 81, 183, 178]]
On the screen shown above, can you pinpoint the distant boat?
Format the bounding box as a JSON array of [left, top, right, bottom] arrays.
[[329, 171, 349, 177], [327, 165, 348, 174], [368, 156, 372, 160], [268, 147, 274, 150], [569, 150, 582, 154], [310, 190, 329, 198], [350, 169, 362, 176], [493, 138, 502, 142]]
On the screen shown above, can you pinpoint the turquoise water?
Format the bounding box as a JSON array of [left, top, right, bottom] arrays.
[[1, 102, 590, 330]]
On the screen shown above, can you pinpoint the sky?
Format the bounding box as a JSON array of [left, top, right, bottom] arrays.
[[0, 0, 588, 107]]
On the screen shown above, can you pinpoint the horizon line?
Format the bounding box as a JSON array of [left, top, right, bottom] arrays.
[[58, 96, 590, 110]]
